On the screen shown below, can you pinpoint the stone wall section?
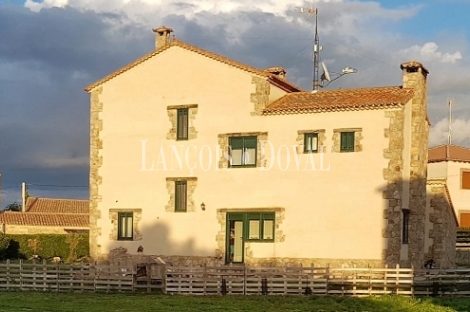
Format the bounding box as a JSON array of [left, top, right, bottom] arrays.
[[109, 209, 143, 241], [250, 76, 270, 116], [382, 109, 405, 266], [90, 86, 104, 259], [404, 63, 429, 269], [426, 182, 456, 269], [165, 177, 198, 212], [166, 104, 198, 140]]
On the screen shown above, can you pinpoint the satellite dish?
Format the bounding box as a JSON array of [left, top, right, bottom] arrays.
[[321, 62, 331, 82]]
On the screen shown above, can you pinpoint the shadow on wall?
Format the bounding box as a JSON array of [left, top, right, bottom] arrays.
[[376, 177, 457, 270], [102, 219, 222, 267]]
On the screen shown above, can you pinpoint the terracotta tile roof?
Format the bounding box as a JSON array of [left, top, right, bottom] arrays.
[[26, 197, 89, 214], [428, 144, 470, 163], [262, 86, 414, 115], [0, 211, 89, 228], [84, 39, 302, 93]]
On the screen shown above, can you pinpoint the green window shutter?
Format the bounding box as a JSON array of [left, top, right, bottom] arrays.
[[304, 133, 318, 153], [341, 132, 355, 152], [177, 109, 188, 140], [175, 181, 187, 212]]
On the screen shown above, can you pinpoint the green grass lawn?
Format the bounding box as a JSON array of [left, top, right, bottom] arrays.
[[0, 292, 469, 312]]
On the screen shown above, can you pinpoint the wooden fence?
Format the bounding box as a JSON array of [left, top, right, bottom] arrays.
[[165, 264, 470, 297], [1, 260, 470, 297], [0, 260, 164, 293]]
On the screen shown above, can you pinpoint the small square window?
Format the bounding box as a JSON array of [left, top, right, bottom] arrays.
[[177, 109, 188, 140], [229, 136, 257, 167], [462, 171, 470, 190], [340, 132, 355, 152], [245, 212, 275, 242], [175, 181, 187, 212], [118, 212, 133, 241], [304, 133, 318, 153]]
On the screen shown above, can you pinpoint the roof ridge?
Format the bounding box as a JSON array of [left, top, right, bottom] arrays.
[[26, 197, 89, 201]]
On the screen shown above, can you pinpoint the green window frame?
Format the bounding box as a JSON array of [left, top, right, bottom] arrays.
[[340, 132, 355, 152], [117, 212, 133, 241], [245, 212, 275, 242], [304, 133, 318, 153], [229, 136, 257, 168], [176, 109, 188, 140], [175, 181, 187, 212]]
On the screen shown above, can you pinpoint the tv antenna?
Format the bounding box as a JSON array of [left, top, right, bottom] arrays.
[[298, 5, 357, 91]]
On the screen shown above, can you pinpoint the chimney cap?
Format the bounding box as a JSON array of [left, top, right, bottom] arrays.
[[264, 66, 287, 75], [152, 26, 173, 34], [400, 60, 429, 75]]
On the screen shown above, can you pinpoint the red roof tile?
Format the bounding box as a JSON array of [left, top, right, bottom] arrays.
[[262, 86, 415, 115], [0, 211, 89, 228], [26, 197, 89, 214], [428, 144, 470, 163]]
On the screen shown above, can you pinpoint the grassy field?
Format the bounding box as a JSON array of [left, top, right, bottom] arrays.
[[0, 292, 469, 311]]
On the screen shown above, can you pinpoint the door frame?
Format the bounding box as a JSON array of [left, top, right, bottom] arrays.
[[226, 213, 245, 264]]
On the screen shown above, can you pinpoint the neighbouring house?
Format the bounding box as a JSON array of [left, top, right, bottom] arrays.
[[428, 144, 470, 227], [0, 197, 89, 234], [84, 26, 456, 268]]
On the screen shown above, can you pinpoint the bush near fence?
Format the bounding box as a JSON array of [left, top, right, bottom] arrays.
[[0, 234, 89, 261]]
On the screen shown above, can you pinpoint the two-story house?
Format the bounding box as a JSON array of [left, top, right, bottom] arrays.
[[84, 26, 456, 268]]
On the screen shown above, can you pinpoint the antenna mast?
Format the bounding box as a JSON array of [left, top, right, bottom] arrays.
[[299, 6, 320, 91], [448, 98, 453, 145], [313, 8, 320, 91]]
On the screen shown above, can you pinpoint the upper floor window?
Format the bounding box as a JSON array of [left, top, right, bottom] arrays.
[[304, 133, 318, 153], [118, 212, 133, 241], [177, 108, 189, 140], [340, 132, 355, 152], [175, 181, 188, 212], [229, 136, 257, 167], [462, 170, 470, 190]]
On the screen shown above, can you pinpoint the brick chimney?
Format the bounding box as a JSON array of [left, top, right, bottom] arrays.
[[152, 26, 173, 50], [264, 67, 287, 80]]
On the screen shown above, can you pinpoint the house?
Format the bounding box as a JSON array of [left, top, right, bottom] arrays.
[[84, 26, 456, 268], [428, 144, 470, 227], [0, 197, 89, 234]]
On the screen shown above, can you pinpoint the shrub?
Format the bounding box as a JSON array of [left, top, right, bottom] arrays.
[[3, 234, 89, 261]]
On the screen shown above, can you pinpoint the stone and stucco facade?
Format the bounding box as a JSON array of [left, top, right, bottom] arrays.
[[84, 27, 455, 268]]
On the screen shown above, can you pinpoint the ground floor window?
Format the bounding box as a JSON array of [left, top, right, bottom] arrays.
[[118, 212, 133, 241]]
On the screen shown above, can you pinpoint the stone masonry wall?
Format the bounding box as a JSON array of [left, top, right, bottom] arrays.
[[403, 62, 429, 269], [250, 76, 270, 116], [89, 86, 104, 259], [427, 182, 457, 269], [382, 109, 405, 266]]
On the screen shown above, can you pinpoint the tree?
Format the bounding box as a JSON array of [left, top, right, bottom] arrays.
[[4, 202, 21, 212]]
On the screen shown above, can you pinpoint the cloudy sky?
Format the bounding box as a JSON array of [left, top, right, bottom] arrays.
[[0, 0, 469, 207]]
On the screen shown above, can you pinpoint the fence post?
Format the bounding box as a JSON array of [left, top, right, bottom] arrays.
[[325, 263, 329, 295], [353, 264, 357, 296], [203, 263, 207, 296], [411, 264, 414, 296], [42, 259, 47, 291], [19, 259, 23, 291], [384, 264, 388, 294], [6, 259, 10, 290], [395, 264, 400, 295]]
